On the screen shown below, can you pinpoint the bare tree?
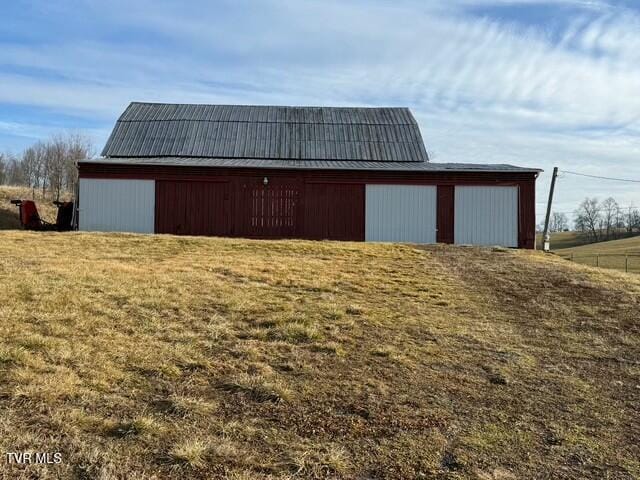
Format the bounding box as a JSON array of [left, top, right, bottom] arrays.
[[2, 134, 92, 198], [9, 162, 28, 186], [45, 137, 69, 202], [33, 142, 47, 191], [615, 206, 625, 231], [634, 212, 640, 232], [549, 212, 569, 233], [0, 153, 5, 184], [627, 208, 640, 233], [21, 143, 47, 190], [64, 133, 93, 194], [601, 197, 619, 240], [575, 197, 602, 242]]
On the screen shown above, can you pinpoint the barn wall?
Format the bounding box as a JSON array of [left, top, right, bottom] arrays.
[[79, 163, 539, 247], [79, 178, 155, 233], [79, 164, 537, 184]]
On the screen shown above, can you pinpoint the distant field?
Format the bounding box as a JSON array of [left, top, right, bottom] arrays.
[[1, 232, 639, 479], [535, 230, 640, 251], [556, 236, 640, 273], [535, 230, 589, 250], [560, 235, 640, 255]]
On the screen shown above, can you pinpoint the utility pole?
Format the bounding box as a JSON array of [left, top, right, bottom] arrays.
[[542, 167, 559, 252]]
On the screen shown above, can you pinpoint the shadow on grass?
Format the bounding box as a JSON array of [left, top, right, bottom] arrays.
[[0, 207, 21, 230]]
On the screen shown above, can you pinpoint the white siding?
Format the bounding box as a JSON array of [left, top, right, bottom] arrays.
[[79, 179, 155, 233], [454, 186, 518, 247], [365, 185, 437, 243]]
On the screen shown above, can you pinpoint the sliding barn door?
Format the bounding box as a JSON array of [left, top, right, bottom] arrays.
[[79, 178, 155, 233], [454, 186, 518, 247], [237, 177, 301, 238], [365, 185, 437, 243], [303, 183, 365, 241], [155, 181, 230, 236]]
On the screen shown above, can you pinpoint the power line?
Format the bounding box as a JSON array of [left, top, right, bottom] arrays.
[[536, 211, 573, 216], [535, 206, 637, 216], [560, 170, 640, 183]]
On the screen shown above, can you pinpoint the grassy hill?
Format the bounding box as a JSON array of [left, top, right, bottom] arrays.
[[536, 230, 640, 251], [554, 236, 640, 273], [560, 235, 640, 255], [536, 230, 640, 252], [535, 231, 587, 250], [1, 232, 639, 479]]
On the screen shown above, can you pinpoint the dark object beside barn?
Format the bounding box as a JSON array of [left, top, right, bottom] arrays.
[[78, 102, 540, 247], [10, 199, 75, 231]]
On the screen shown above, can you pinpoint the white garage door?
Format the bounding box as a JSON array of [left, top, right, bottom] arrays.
[[454, 186, 518, 247], [365, 185, 437, 243], [79, 179, 155, 233]]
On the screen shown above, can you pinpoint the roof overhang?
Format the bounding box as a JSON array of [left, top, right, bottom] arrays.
[[79, 157, 542, 174]]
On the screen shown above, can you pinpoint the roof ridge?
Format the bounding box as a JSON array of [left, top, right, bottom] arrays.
[[117, 119, 419, 126], [127, 101, 412, 111]]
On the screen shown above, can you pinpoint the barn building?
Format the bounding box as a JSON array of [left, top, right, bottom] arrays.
[[78, 102, 540, 248]]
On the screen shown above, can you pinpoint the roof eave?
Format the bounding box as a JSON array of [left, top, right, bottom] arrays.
[[78, 157, 542, 174]]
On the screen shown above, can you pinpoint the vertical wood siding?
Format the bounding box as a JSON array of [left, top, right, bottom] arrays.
[[454, 186, 518, 247], [304, 183, 364, 241], [235, 177, 303, 238], [436, 185, 455, 244], [155, 181, 230, 236], [517, 179, 536, 249], [365, 185, 437, 243], [79, 179, 155, 233], [156, 178, 363, 240]]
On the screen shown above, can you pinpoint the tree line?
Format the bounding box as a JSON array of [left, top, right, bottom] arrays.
[[0, 134, 93, 200], [574, 197, 640, 242], [545, 197, 640, 242]]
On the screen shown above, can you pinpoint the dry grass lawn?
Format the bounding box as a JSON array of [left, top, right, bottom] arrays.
[[0, 232, 639, 479]]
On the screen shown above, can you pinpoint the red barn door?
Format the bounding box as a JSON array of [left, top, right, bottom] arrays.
[[156, 181, 230, 236], [303, 183, 364, 241], [236, 177, 302, 238]]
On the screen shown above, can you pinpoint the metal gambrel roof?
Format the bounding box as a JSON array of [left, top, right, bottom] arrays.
[[81, 156, 542, 173], [101, 102, 429, 162]]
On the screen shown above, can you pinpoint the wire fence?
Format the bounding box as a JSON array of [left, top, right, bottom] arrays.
[[557, 253, 640, 273]]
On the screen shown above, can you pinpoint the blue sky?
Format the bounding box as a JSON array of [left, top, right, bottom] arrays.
[[2, 0, 639, 218]]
